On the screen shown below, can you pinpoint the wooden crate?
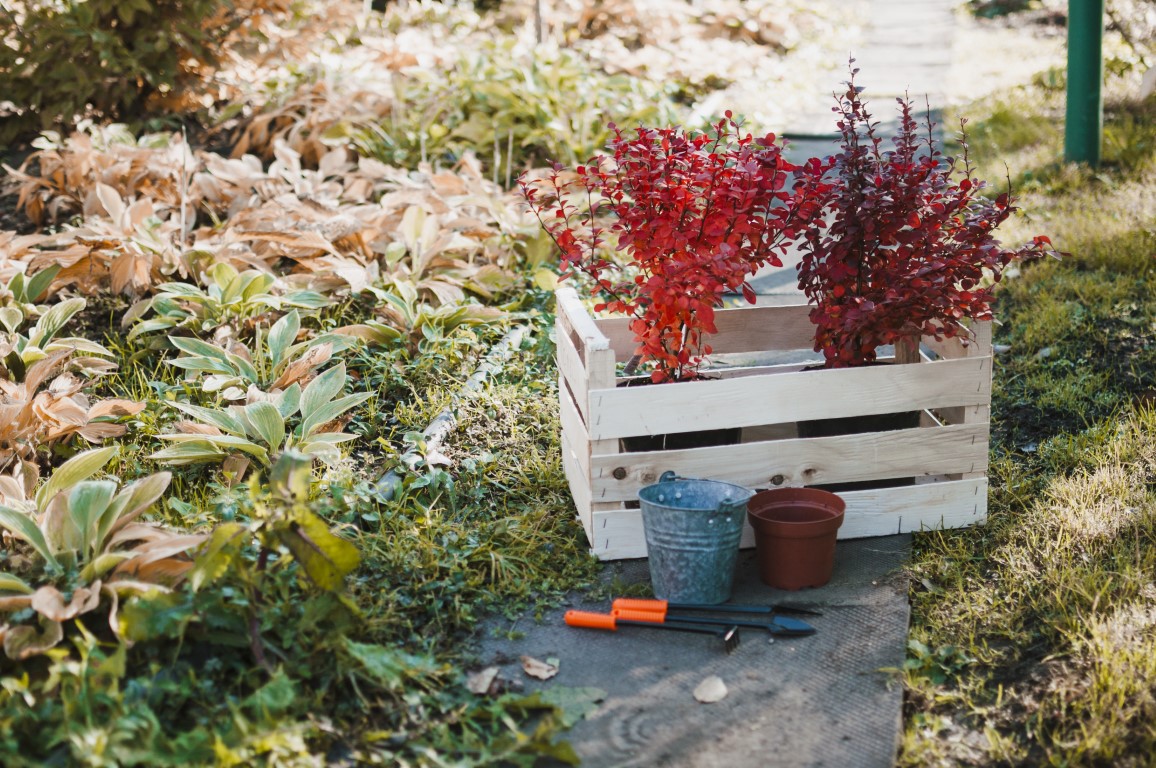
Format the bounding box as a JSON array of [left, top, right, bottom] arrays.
[[554, 286, 992, 560]]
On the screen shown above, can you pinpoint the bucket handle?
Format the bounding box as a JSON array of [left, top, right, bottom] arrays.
[[657, 471, 749, 520]]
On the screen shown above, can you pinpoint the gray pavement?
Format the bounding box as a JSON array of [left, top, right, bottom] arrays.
[[475, 538, 912, 768], [476, 3, 965, 765]]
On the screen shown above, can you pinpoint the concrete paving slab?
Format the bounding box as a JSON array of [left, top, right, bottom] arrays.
[[474, 537, 911, 768]]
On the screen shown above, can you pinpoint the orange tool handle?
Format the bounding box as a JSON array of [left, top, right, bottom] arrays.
[[564, 610, 618, 630], [612, 598, 669, 616], [612, 608, 666, 623]]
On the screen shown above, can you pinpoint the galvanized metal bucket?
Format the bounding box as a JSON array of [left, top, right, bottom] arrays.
[[638, 471, 754, 604]]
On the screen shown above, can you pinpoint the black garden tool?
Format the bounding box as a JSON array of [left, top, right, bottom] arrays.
[[613, 598, 822, 617], [564, 610, 741, 654], [612, 604, 817, 637]]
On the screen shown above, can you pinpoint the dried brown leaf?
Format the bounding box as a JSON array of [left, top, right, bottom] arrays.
[[521, 655, 560, 681]]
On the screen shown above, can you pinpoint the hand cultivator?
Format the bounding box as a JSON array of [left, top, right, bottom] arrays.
[[564, 610, 742, 654]]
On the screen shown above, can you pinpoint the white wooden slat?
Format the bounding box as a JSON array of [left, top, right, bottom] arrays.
[[588, 478, 987, 560], [596, 303, 816, 358], [558, 383, 591, 478], [561, 431, 593, 539], [555, 287, 611, 352], [836, 477, 988, 537], [555, 323, 590, 420], [589, 423, 989, 503], [587, 356, 991, 440]]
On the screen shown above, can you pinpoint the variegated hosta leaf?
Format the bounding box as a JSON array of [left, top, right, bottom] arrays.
[[3, 618, 63, 660], [35, 445, 117, 512]]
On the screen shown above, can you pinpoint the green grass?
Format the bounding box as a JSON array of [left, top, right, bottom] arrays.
[[900, 77, 1156, 766]]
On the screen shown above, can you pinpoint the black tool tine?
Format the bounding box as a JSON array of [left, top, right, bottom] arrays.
[[722, 626, 740, 654]]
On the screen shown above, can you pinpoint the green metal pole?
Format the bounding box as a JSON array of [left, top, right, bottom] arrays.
[[1065, 0, 1104, 167]]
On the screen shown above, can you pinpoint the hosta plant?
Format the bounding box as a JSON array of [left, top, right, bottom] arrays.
[[0, 350, 143, 470], [126, 262, 330, 340], [0, 446, 205, 660], [167, 309, 359, 402], [337, 280, 504, 356], [792, 66, 1062, 368], [149, 363, 371, 478], [0, 294, 114, 382], [522, 114, 824, 382]]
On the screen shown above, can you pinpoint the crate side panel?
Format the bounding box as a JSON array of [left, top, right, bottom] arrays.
[[588, 356, 992, 440], [558, 380, 591, 479], [556, 321, 592, 421], [588, 478, 987, 560], [590, 423, 989, 503], [561, 428, 594, 541], [838, 478, 988, 537], [590, 507, 643, 560]]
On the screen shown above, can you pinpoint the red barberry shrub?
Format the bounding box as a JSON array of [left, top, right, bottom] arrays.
[[521, 114, 824, 382], [793, 65, 1062, 368]]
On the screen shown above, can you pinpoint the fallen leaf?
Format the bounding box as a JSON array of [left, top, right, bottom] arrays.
[[466, 666, 500, 695], [693, 675, 727, 703], [521, 655, 559, 681]]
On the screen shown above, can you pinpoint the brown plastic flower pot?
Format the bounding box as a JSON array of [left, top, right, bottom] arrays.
[[747, 488, 845, 590]]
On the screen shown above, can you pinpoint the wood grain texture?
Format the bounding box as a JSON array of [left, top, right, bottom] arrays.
[[586, 356, 992, 440], [587, 478, 987, 560], [589, 423, 988, 503]]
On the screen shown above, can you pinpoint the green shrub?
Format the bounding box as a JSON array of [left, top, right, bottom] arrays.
[[0, 0, 240, 142], [347, 39, 680, 178]]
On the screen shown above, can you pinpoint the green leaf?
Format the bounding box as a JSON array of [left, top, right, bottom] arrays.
[[119, 590, 191, 643], [79, 552, 132, 582], [68, 480, 117, 560], [127, 318, 177, 340], [147, 441, 227, 465], [276, 509, 360, 591], [24, 265, 61, 302], [300, 364, 347, 423], [207, 262, 239, 294], [238, 272, 275, 303], [0, 307, 23, 334], [171, 402, 246, 436], [98, 472, 171, 549], [28, 297, 85, 347], [343, 639, 443, 691], [0, 506, 59, 568], [267, 310, 300, 366], [283, 290, 330, 309], [36, 445, 117, 512], [188, 522, 247, 592], [276, 383, 302, 419], [45, 337, 112, 357], [243, 670, 297, 721], [0, 572, 34, 595], [169, 336, 231, 362], [301, 392, 372, 438], [166, 355, 234, 375], [243, 401, 285, 450]]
